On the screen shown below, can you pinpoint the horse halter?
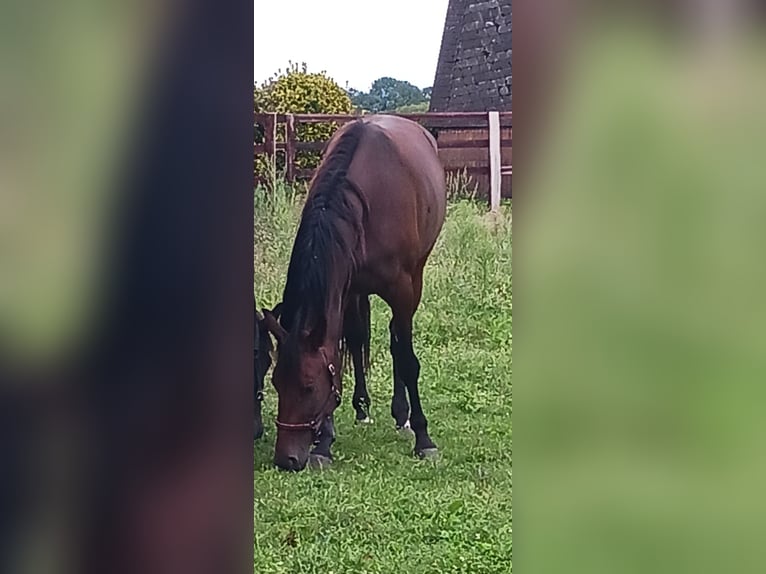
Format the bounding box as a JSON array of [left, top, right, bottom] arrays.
[[274, 349, 342, 435]]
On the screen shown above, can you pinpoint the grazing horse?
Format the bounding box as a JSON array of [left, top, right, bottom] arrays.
[[261, 115, 446, 471], [253, 299, 274, 440]]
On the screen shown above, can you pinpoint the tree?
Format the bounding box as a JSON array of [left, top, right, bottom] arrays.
[[348, 77, 430, 113], [346, 87, 380, 114]]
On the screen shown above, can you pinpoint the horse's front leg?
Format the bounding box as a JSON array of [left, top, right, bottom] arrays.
[[254, 394, 264, 440], [389, 318, 411, 431], [254, 349, 264, 440], [388, 270, 437, 458], [308, 415, 336, 469]]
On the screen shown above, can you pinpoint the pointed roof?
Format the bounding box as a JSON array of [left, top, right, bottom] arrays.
[[430, 0, 512, 112]]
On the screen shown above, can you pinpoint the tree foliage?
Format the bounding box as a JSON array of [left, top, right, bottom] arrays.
[[349, 77, 431, 113], [254, 62, 352, 115], [254, 62, 353, 179]]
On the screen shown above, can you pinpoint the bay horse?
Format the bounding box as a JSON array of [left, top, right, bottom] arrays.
[[260, 115, 446, 471]]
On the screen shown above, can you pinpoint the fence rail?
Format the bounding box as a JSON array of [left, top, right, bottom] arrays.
[[255, 111, 512, 207]]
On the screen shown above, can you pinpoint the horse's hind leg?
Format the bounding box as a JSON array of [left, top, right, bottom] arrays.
[[344, 294, 373, 423]]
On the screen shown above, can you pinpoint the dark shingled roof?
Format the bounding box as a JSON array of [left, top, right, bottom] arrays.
[[430, 0, 512, 112]]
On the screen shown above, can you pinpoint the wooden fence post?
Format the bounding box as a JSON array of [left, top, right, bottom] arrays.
[[264, 113, 277, 185], [263, 113, 276, 156], [285, 114, 296, 183], [488, 110, 501, 212]]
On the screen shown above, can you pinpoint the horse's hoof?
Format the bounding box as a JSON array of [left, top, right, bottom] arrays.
[[308, 454, 333, 470], [355, 416, 374, 425], [415, 447, 440, 460], [396, 420, 414, 438]]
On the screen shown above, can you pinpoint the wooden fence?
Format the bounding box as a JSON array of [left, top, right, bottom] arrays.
[[255, 111, 512, 208]]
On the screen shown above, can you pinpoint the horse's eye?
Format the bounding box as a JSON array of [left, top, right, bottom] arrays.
[[301, 384, 315, 396]]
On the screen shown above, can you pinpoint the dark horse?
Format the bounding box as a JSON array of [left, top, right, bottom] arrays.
[[253, 298, 274, 440], [261, 115, 446, 471]]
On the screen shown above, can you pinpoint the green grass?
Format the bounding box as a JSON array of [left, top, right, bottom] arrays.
[[254, 183, 512, 574]]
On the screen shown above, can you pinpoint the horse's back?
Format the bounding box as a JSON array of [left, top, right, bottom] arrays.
[[347, 115, 446, 269]]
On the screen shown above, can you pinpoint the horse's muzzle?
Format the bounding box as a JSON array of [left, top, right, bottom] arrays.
[[274, 452, 307, 472]]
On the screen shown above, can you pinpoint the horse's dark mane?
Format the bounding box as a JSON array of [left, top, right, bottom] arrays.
[[280, 120, 368, 352]]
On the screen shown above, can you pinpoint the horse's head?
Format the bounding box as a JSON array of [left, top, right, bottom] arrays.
[[261, 307, 342, 471]]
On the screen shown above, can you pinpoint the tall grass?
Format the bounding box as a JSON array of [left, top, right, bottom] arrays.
[[445, 168, 480, 201]]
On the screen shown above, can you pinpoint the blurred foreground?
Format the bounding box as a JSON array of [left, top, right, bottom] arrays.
[[517, 1, 766, 574], [0, 2, 253, 573]]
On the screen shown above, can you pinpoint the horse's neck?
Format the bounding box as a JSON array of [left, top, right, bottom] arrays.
[[285, 207, 359, 342], [321, 272, 350, 345]]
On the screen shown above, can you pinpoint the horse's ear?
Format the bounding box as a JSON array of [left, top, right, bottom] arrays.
[[301, 316, 326, 350], [261, 307, 287, 345]]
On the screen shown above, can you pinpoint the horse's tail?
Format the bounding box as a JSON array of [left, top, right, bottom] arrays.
[[358, 294, 371, 375]]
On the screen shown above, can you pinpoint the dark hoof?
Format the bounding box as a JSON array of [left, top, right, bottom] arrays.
[[308, 454, 333, 470], [415, 447, 440, 460]]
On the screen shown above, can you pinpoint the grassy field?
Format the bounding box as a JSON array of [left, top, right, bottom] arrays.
[[254, 183, 512, 574]]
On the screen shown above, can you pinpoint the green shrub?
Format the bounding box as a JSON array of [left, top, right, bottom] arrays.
[[254, 62, 353, 183]]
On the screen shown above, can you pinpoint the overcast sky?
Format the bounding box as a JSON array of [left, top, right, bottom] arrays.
[[254, 0, 450, 91]]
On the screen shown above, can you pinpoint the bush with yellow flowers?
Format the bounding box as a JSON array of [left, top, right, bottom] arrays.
[[254, 62, 353, 183]]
